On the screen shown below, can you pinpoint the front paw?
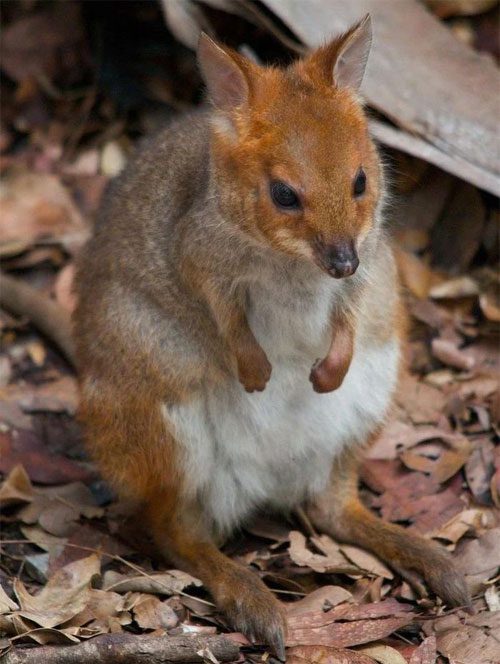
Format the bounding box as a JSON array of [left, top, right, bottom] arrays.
[[309, 356, 348, 393], [237, 348, 272, 393]]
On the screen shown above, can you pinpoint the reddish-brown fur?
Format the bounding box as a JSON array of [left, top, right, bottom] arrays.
[[74, 18, 470, 659]]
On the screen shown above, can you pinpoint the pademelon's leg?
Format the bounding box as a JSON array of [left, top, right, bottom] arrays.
[[306, 447, 471, 608], [80, 387, 286, 658], [143, 490, 287, 659]]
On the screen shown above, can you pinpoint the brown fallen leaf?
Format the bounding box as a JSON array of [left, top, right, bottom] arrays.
[[455, 528, 500, 581], [367, 421, 423, 461], [424, 610, 500, 664], [0, 586, 19, 614], [0, 3, 87, 83], [133, 595, 179, 630], [396, 375, 447, 425], [64, 588, 132, 635], [429, 508, 491, 545], [18, 482, 103, 537], [287, 586, 353, 619], [408, 636, 436, 664], [20, 525, 66, 558], [287, 599, 414, 648], [399, 431, 472, 483], [485, 585, 500, 612], [465, 437, 496, 505], [395, 249, 444, 299], [12, 554, 100, 630], [0, 171, 87, 246], [289, 531, 358, 575], [287, 645, 376, 663], [47, 523, 133, 576], [356, 643, 408, 664], [0, 464, 34, 505], [430, 338, 475, 371], [0, 427, 94, 485], [338, 546, 393, 580], [479, 292, 500, 323], [102, 570, 202, 596], [429, 276, 479, 299]]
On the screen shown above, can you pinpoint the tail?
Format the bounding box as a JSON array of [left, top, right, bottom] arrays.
[[0, 272, 75, 366]]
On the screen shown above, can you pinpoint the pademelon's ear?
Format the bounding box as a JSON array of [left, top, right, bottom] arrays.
[[305, 14, 372, 92], [334, 14, 372, 91], [197, 33, 250, 111]]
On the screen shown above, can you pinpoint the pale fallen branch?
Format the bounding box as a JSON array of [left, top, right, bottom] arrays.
[[2, 634, 240, 664], [0, 273, 75, 365]]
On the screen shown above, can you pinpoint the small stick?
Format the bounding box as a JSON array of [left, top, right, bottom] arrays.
[[0, 273, 75, 365], [1, 633, 240, 664]]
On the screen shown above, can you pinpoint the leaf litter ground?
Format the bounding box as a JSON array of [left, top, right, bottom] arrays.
[[0, 2, 499, 662]]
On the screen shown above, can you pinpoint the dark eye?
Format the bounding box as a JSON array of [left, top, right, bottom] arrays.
[[353, 168, 366, 198], [270, 180, 300, 210]]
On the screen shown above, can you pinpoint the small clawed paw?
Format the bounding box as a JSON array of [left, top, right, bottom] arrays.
[[309, 357, 346, 393], [238, 353, 272, 393]]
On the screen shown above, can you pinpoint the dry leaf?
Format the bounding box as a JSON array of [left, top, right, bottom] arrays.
[[13, 554, 100, 629], [338, 546, 393, 580], [465, 438, 496, 505], [429, 276, 479, 299], [287, 586, 352, 618], [357, 643, 408, 664], [431, 338, 475, 371], [287, 599, 414, 648], [485, 585, 500, 612], [479, 292, 500, 323], [133, 595, 179, 630], [409, 636, 436, 664], [287, 645, 376, 663], [429, 508, 488, 544], [396, 375, 446, 425], [102, 569, 201, 596], [395, 249, 443, 299], [426, 610, 500, 664], [0, 587, 19, 614], [455, 528, 500, 581], [0, 464, 34, 505], [289, 532, 357, 575], [18, 482, 103, 537], [0, 172, 86, 245], [399, 432, 472, 483]]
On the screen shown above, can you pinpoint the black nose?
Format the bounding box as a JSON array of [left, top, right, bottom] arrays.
[[326, 242, 359, 278]]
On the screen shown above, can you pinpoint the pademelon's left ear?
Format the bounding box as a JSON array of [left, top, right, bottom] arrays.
[[305, 14, 372, 92], [197, 33, 251, 111], [334, 14, 372, 90]]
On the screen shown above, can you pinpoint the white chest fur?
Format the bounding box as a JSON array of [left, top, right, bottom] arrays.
[[164, 267, 399, 537]]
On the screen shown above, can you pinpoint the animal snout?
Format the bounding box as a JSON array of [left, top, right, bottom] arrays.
[[324, 241, 359, 278]]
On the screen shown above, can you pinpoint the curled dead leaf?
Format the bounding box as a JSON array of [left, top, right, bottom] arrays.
[[399, 430, 472, 483]]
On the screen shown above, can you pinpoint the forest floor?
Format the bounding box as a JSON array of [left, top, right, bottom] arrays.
[[0, 2, 499, 663]]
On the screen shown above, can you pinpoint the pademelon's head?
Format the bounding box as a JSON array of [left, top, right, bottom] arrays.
[[198, 15, 381, 279]]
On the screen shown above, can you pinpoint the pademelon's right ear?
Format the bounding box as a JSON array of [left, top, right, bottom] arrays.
[[197, 33, 250, 111]]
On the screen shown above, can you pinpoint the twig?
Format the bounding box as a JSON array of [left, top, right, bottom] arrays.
[[0, 273, 75, 365], [1, 634, 240, 664]]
